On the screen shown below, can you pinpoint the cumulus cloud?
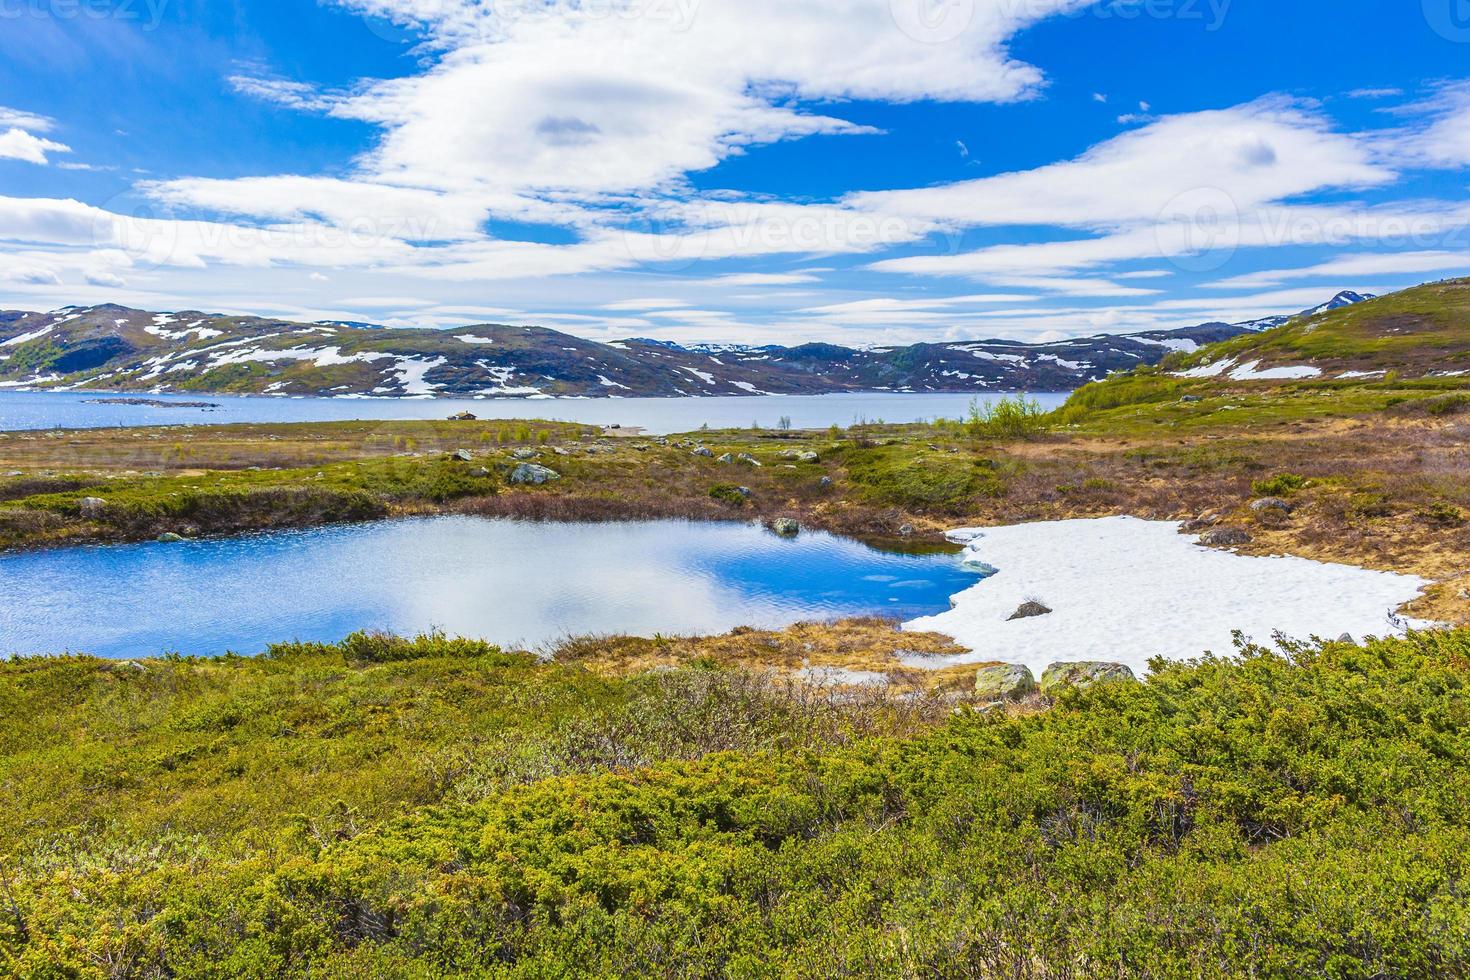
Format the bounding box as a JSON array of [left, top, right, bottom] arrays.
[[0, 128, 70, 165]]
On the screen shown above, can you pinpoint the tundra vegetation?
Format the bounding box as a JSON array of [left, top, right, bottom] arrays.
[[2, 629, 1469, 976], [6, 282, 1470, 974]]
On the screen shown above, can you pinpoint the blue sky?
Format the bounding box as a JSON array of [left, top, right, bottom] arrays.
[[2, 0, 1470, 344]]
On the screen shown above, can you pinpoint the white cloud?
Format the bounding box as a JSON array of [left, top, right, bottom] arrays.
[[0, 128, 71, 165], [0, 107, 55, 132], [702, 272, 822, 287], [1213, 250, 1470, 290]]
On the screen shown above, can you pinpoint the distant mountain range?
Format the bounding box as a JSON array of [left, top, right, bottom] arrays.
[[0, 292, 1372, 399]]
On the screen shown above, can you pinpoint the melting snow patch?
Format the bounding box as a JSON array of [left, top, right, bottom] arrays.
[[1175, 358, 1235, 378], [1, 325, 55, 347], [1229, 361, 1321, 381], [905, 517, 1432, 679], [1134, 337, 1199, 354], [1339, 370, 1386, 379], [456, 334, 495, 345]]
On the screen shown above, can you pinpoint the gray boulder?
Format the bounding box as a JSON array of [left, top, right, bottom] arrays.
[[468, 467, 491, 478], [1008, 600, 1053, 621], [692, 447, 715, 458], [1180, 395, 1203, 403], [818, 476, 833, 489], [511, 448, 539, 460], [156, 532, 188, 543], [78, 497, 108, 518], [974, 664, 1038, 702], [509, 463, 560, 486], [1199, 526, 1252, 548], [771, 517, 801, 537], [797, 451, 820, 464], [717, 453, 735, 464], [1041, 662, 1138, 695], [1250, 497, 1293, 514], [452, 449, 474, 462], [736, 453, 762, 467]]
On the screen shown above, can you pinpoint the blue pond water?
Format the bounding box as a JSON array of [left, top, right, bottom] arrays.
[[0, 517, 983, 658], [0, 390, 1070, 435]]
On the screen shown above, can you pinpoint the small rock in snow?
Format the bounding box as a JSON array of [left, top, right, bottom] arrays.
[[1008, 600, 1053, 621], [1199, 527, 1253, 548]]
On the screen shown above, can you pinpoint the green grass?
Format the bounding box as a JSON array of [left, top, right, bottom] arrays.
[[4, 629, 1470, 976]]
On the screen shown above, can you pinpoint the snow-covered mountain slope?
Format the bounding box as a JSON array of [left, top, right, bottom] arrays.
[[0, 293, 1369, 398]]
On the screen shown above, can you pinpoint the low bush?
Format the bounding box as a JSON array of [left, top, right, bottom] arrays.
[[6, 630, 1470, 976]]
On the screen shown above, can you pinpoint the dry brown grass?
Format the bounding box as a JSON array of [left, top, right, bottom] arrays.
[[549, 617, 985, 691]]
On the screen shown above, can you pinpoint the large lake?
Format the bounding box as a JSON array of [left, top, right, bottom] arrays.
[[0, 390, 1071, 434], [0, 517, 983, 659]]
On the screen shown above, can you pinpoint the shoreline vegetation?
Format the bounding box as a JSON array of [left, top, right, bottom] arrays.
[[2, 375, 1468, 621], [6, 281, 1470, 974]]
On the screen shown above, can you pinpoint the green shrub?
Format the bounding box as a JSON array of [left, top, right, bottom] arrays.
[[707, 484, 749, 507], [1252, 473, 1310, 496], [964, 395, 1050, 440], [8, 630, 1470, 975]]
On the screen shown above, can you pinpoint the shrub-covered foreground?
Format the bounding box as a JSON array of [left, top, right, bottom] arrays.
[[4, 630, 1470, 976]]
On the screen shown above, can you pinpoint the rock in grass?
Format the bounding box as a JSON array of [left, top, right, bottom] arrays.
[[509, 463, 560, 486], [453, 449, 474, 462], [819, 476, 833, 489], [156, 532, 188, 543], [772, 517, 801, 537], [78, 497, 108, 518], [1250, 497, 1293, 514], [737, 453, 762, 467], [797, 451, 820, 463], [511, 448, 539, 460], [718, 453, 735, 464], [468, 468, 491, 478], [974, 663, 1037, 701], [692, 447, 715, 458], [1041, 661, 1137, 695], [1199, 526, 1252, 547], [1007, 600, 1052, 621]]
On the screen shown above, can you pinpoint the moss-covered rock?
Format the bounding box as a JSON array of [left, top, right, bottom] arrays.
[[973, 663, 1037, 701], [1041, 661, 1138, 695]]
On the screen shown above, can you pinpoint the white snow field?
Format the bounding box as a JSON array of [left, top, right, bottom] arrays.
[[905, 516, 1433, 679]]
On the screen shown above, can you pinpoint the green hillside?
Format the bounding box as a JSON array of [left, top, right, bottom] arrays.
[[1170, 278, 1470, 378], [1059, 279, 1470, 429]]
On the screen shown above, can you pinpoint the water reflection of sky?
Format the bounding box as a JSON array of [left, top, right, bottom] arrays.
[[0, 517, 982, 658], [0, 389, 1070, 435]]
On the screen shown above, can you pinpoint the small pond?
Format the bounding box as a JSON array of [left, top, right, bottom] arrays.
[[0, 517, 983, 658]]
